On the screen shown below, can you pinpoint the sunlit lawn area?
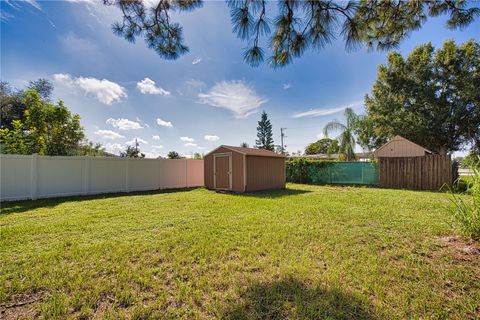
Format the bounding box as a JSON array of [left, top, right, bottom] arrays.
[[1, 184, 479, 319]]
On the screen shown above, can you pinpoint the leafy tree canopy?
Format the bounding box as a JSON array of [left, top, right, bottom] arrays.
[[255, 111, 274, 150], [305, 138, 339, 155], [356, 39, 480, 155], [1, 79, 54, 130], [167, 150, 182, 159], [104, 0, 479, 67], [0, 89, 85, 156]]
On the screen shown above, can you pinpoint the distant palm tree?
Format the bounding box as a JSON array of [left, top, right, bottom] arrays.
[[323, 108, 357, 161], [240, 142, 249, 148]]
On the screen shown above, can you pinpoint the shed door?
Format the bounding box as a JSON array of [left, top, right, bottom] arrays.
[[214, 155, 231, 190]]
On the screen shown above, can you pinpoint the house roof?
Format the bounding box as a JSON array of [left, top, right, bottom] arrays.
[[206, 145, 285, 158], [373, 135, 433, 156]]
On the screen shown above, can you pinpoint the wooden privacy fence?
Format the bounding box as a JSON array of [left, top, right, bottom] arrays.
[[378, 155, 452, 190], [0, 154, 204, 201]]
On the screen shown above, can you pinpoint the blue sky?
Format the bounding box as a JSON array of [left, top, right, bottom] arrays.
[[1, 0, 479, 158]]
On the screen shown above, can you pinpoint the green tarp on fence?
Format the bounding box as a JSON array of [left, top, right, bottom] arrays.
[[286, 160, 378, 185]]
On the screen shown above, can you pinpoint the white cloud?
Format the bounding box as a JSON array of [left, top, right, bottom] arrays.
[[180, 136, 194, 142], [106, 118, 143, 130], [184, 143, 197, 147], [94, 129, 125, 139], [156, 118, 173, 128], [24, 0, 41, 10], [59, 33, 101, 61], [204, 135, 220, 142], [64, 0, 96, 3], [126, 138, 149, 145], [186, 79, 207, 89], [152, 135, 160, 140], [151, 145, 163, 149], [198, 80, 267, 118], [137, 78, 170, 96], [192, 57, 202, 65], [54, 73, 127, 105], [282, 83, 292, 90], [291, 101, 363, 118], [0, 11, 14, 22], [104, 143, 124, 155]]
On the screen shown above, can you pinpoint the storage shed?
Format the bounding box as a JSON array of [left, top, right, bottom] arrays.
[[374, 135, 433, 158], [204, 145, 286, 192]]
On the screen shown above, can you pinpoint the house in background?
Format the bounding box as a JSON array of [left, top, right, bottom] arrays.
[[374, 135, 432, 158]]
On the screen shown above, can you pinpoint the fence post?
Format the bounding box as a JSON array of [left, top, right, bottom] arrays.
[[83, 156, 90, 195], [125, 157, 130, 192], [30, 154, 38, 200]]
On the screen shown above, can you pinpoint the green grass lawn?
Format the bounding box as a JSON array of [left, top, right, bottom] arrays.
[[1, 184, 479, 319]]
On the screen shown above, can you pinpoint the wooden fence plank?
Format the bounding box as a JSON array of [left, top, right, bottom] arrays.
[[378, 155, 452, 190]]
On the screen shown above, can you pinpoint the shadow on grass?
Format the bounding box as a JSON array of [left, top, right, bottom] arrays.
[[0, 187, 201, 215], [236, 188, 311, 199], [222, 277, 380, 320]]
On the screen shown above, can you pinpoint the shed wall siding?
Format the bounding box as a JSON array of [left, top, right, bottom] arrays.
[[375, 139, 427, 157], [245, 156, 285, 191], [204, 147, 244, 191], [231, 152, 244, 192]]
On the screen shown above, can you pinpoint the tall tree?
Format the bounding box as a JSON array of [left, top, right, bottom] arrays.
[[0, 89, 85, 156], [255, 111, 274, 151], [305, 138, 339, 155], [323, 108, 357, 161], [104, 0, 479, 67], [356, 39, 480, 155]]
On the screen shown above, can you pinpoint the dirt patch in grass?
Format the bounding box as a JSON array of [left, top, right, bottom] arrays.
[[0, 292, 43, 320], [439, 236, 480, 261]]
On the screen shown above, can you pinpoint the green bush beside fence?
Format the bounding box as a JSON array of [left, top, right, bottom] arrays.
[[286, 158, 378, 185]]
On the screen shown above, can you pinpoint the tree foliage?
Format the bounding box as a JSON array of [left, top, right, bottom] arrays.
[[323, 108, 357, 161], [305, 138, 339, 155], [0, 89, 85, 156], [255, 111, 274, 150], [356, 39, 480, 155], [1, 79, 54, 130], [167, 150, 181, 159], [104, 0, 479, 67]]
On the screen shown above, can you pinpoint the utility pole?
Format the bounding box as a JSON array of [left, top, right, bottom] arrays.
[[135, 138, 138, 154], [280, 128, 286, 155]]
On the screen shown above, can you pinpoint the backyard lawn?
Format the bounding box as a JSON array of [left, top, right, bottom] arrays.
[[1, 184, 479, 319]]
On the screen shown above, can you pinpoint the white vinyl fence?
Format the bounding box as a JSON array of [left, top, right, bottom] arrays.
[[0, 154, 204, 201]]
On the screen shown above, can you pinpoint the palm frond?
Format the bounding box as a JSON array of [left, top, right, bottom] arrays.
[[323, 120, 346, 137]]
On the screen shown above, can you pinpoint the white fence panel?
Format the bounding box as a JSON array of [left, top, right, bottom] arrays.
[[0, 155, 32, 201], [129, 158, 160, 191], [159, 159, 188, 189], [37, 156, 84, 198], [0, 155, 205, 201], [89, 158, 127, 194], [187, 160, 204, 187]]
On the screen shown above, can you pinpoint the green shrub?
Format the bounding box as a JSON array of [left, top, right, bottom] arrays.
[[449, 167, 480, 240], [286, 158, 337, 184], [286, 158, 378, 185]]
